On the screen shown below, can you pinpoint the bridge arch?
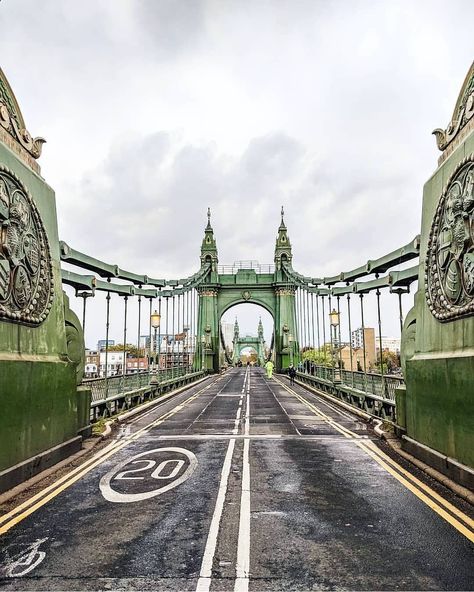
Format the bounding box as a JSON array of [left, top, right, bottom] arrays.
[[196, 209, 299, 372]]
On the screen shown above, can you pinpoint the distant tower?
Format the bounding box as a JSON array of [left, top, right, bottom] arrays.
[[258, 317, 264, 339], [232, 318, 240, 365], [274, 206, 293, 271], [257, 317, 265, 365]]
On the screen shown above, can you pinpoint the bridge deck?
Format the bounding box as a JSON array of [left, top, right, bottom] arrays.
[[0, 368, 472, 590]]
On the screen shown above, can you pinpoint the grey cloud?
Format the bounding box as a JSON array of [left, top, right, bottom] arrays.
[[59, 126, 420, 284], [133, 0, 205, 56]]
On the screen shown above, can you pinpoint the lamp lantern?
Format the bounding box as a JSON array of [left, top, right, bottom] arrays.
[[151, 310, 161, 329], [329, 308, 340, 327]]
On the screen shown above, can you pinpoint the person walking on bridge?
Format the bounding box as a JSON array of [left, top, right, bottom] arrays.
[[265, 359, 274, 379], [288, 364, 296, 385]]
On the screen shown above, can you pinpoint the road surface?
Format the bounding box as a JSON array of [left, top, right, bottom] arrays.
[[0, 367, 473, 591]]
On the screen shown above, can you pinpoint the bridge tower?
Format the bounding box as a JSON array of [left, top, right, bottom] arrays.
[[0, 68, 89, 492], [257, 317, 266, 365], [232, 318, 240, 365], [273, 207, 299, 370], [196, 207, 299, 373], [197, 208, 219, 371]]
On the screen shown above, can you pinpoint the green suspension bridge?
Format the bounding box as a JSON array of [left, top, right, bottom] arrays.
[[0, 63, 473, 590]]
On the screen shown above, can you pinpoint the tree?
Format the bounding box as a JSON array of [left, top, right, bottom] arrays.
[[302, 346, 333, 367], [375, 349, 400, 373], [106, 344, 145, 358]]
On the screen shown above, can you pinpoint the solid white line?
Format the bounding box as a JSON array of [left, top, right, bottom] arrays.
[[235, 368, 251, 591], [233, 406, 242, 435], [245, 372, 250, 436], [196, 437, 236, 592], [235, 437, 250, 591]]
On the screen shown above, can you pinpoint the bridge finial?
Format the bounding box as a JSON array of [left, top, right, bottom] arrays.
[[281, 205, 284, 223], [206, 207, 212, 229]]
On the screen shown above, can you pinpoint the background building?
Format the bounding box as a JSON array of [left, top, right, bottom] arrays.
[[97, 339, 115, 351], [126, 357, 149, 373], [84, 349, 100, 378], [221, 321, 234, 350], [99, 350, 126, 377], [380, 336, 401, 353], [338, 327, 377, 372]]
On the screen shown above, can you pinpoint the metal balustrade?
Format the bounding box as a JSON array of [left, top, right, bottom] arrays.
[[82, 368, 204, 420], [294, 365, 404, 421], [217, 261, 275, 275]]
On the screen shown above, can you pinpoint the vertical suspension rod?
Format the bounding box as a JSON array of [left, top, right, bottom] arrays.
[[347, 293, 354, 386], [376, 287, 385, 385], [122, 295, 128, 377]]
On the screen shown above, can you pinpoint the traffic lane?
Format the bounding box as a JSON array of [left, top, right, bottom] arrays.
[[0, 373, 244, 590], [182, 368, 246, 435], [249, 437, 474, 591], [261, 374, 371, 438], [124, 370, 243, 437], [248, 372, 298, 436], [0, 435, 236, 590], [123, 373, 231, 435]]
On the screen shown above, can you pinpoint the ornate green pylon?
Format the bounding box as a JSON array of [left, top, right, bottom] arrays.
[[196, 207, 298, 372]]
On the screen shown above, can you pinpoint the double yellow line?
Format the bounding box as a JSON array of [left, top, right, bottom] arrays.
[[274, 377, 474, 543], [0, 379, 217, 536]]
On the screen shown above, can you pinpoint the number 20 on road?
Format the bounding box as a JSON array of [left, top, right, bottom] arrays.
[[99, 447, 198, 503]]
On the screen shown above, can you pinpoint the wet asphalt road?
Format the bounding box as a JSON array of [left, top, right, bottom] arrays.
[[0, 367, 473, 591]]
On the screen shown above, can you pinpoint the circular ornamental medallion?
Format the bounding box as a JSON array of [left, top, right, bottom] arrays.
[[0, 166, 53, 324], [426, 155, 474, 321]]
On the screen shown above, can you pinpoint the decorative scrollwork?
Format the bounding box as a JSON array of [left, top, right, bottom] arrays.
[[198, 289, 218, 297], [433, 64, 474, 153], [426, 155, 474, 321], [0, 74, 46, 160], [0, 166, 53, 325]]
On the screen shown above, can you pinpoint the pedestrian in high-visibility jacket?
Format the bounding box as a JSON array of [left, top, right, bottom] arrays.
[[265, 360, 274, 378]]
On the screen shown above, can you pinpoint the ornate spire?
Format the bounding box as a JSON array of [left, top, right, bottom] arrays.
[[201, 208, 218, 269], [279, 205, 287, 230], [274, 206, 292, 267]]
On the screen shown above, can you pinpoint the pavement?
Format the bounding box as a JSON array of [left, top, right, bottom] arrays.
[[0, 367, 473, 591]]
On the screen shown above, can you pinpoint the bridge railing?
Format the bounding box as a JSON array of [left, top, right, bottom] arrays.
[[84, 368, 206, 421], [217, 261, 275, 274], [295, 366, 403, 421]]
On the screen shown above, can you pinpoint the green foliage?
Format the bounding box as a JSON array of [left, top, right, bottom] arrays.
[[107, 343, 145, 358], [302, 346, 333, 367], [92, 418, 107, 436]]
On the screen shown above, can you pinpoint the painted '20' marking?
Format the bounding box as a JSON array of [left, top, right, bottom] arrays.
[[99, 447, 197, 503]]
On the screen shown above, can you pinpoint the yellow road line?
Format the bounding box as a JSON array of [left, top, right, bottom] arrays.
[[361, 440, 474, 531], [287, 380, 474, 530], [0, 379, 216, 535], [355, 440, 474, 543], [274, 377, 474, 542]]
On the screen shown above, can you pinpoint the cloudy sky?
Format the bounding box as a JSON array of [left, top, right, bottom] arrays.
[[1, 0, 473, 348]]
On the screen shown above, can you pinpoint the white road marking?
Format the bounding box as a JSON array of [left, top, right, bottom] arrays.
[[196, 369, 248, 592], [233, 406, 242, 435], [100, 447, 197, 503], [196, 438, 236, 592], [235, 368, 251, 592], [2, 538, 48, 578]]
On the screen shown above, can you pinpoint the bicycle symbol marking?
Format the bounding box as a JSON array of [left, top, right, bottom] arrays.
[[1, 537, 48, 578]]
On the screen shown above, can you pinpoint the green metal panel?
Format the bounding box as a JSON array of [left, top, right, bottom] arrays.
[[401, 65, 474, 470], [0, 140, 82, 477]]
